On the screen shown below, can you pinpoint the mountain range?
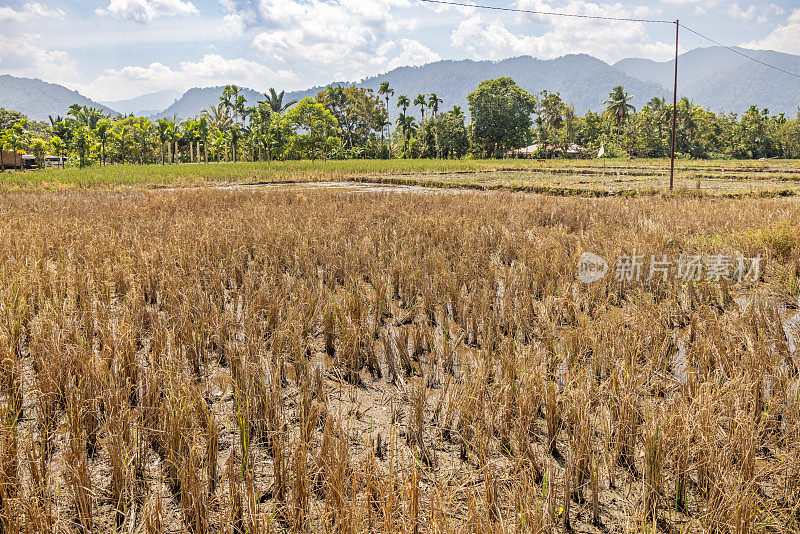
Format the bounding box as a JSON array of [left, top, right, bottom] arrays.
[[100, 90, 182, 117], [2, 46, 799, 123], [0, 75, 117, 122], [614, 46, 800, 116]]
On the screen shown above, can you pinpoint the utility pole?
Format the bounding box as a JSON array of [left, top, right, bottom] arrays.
[[670, 19, 679, 190]]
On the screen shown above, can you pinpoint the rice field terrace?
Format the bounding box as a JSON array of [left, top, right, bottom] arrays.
[[0, 179, 800, 533], [2, 158, 800, 197]]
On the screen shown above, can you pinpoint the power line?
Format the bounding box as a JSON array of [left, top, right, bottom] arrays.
[[420, 0, 800, 79], [418, 0, 673, 24], [679, 24, 800, 79]]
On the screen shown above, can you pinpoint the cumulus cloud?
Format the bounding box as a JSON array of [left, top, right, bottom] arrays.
[[96, 0, 199, 22], [377, 39, 442, 71], [0, 33, 76, 83], [451, 0, 674, 63], [729, 3, 756, 21], [0, 2, 64, 22], [742, 8, 800, 54], [225, 0, 430, 81], [80, 54, 297, 101]]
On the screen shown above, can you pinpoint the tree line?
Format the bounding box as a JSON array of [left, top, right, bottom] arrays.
[[2, 77, 800, 168]]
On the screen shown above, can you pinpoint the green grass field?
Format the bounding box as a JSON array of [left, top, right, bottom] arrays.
[[2, 158, 800, 196]]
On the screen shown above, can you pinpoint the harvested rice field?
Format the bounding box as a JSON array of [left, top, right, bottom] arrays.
[[0, 184, 799, 533], [4, 159, 800, 197]]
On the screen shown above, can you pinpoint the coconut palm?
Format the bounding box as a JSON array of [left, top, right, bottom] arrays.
[[604, 86, 636, 138], [449, 105, 464, 119], [261, 88, 297, 113], [647, 97, 669, 146], [201, 103, 228, 129]]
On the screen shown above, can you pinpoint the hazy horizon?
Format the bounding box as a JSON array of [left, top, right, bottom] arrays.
[[1, 0, 798, 102]]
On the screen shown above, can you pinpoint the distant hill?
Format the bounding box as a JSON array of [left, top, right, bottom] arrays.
[[614, 46, 800, 114], [154, 85, 328, 120], [354, 54, 667, 119], [155, 55, 666, 122], [0, 75, 117, 121], [3, 46, 799, 122], [155, 87, 261, 120], [101, 90, 181, 117]]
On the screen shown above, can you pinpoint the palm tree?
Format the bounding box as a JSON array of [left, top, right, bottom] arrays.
[[134, 118, 152, 164], [196, 117, 210, 163], [397, 95, 410, 119], [428, 94, 443, 116], [378, 82, 394, 139], [94, 119, 110, 165], [378, 82, 393, 107], [374, 109, 389, 148], [414, 94, 427, 121], [221, 85, 243, 162], [261, 88, 297, 113], [396, 115, 417, 156], [157, 119, 171, 164], [202, 103, 228, 129], [647, 97, 669, 147], [114, 125, 131, 164], [396, 95, 411, 156], [449, 106, 464, 119], [604, 86, 636, 139]]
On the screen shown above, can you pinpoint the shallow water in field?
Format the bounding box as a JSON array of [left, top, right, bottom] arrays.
[[671, 294, 799, 403], [244, 181, 457, 194]]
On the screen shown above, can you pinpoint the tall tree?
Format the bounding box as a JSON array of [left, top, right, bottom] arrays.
[[196, 117, 210, 163], [261, 88, 297, 113], [157, 119, 171, 164], [428, 94, 443, 116], [414, 94, 427, 121], [286, 98, 339, 160], [94, 119, 111, 166], [396, 95, 411, 155], [378, 82, 394, 142], [467, 77, 536, 158], [604, 86, 636, 139]]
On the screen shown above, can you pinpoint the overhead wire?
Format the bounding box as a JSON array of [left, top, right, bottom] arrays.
[[419, 0, 800, 79], [418, 0, 673, 23], [679, 23, 800, 79]]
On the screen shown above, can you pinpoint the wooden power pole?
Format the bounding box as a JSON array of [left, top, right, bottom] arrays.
[[670, 20, 679, 190]]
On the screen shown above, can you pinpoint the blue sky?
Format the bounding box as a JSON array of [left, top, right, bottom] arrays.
[[1, 0, 798, 101]]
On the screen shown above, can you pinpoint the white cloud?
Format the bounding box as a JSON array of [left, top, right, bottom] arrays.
[[96, 0, 199, 22], [451, 0, 675, 64], [243, 0, 427, 80], [742, 8, 800, 54], [220, 12, 246, 35], [659, 0, 715, 4], [0, 2, 64, 22], [378, 39, 442, 71], [729, 3, 756, 21], [79, 54, 297, 101], [0, 33, 76, 83]]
